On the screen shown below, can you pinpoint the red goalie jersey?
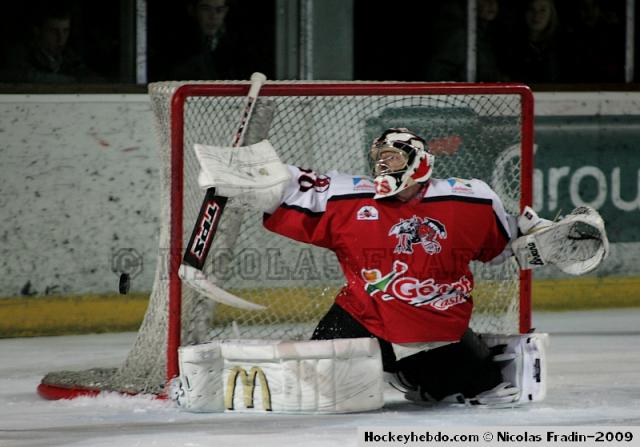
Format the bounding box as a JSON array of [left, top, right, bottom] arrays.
[[263, 166, 512, 344]]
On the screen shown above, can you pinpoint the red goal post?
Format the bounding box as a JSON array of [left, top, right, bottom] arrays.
[[38, 81, 533, 400]]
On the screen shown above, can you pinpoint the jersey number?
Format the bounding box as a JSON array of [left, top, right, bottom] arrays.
[[297, 168, 331, 192]]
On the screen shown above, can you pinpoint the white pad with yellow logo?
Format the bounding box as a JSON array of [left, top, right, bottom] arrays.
[[175, 338, 384, 413]]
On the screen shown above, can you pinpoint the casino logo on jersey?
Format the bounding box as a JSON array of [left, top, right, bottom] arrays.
[[389, 215, 447, 255], [361, 260, 471, 309]]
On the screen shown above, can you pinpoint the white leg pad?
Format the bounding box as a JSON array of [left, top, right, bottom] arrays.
[[176, 341, 224, 412], [221, 338, 384, 413], [176, 338, 383, 413], [482, 333, 549, 404]]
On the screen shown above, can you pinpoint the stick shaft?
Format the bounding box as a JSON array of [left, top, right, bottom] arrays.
[[182, 73, 267, 270], [231, 72, 267, 147]]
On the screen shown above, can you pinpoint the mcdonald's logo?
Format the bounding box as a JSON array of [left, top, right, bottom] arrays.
[[225, 366, 272, 411]]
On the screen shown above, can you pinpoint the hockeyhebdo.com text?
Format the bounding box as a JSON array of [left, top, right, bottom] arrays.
[[156, 247, 518, 283]]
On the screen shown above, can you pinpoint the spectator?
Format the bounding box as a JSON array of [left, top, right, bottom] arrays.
[[475, 0, 510, 81], [506, 0, 571, 83], [0, 2, 101, 83], [565, 0, 624, 83], [425, 0, 509, 82], [166, 0, 247, 80]]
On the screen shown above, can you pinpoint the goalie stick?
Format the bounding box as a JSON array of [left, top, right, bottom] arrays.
[[179, 72, 269, 310]]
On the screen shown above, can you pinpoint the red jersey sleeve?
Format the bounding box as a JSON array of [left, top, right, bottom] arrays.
[[263, 166, 336, 249], [473, 180, 512, 262]]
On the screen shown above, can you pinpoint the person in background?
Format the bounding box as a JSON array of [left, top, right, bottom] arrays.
[[506, 0, 571, 83], [475, 0, 510, 81], [565, 0, 624, 83], [425, 0, 510, 82], [168, 0, 242, 80], [189, 0, 229, 50], [0, 2, 101, 83]]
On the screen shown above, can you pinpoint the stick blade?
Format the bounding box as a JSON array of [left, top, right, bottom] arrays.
[[178, 264, 266, 311]]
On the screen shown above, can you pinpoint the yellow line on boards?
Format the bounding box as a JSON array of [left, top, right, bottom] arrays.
[[1, 277, 639, 337], [532, 276, 640, 310], [0, 293, 149, 338]]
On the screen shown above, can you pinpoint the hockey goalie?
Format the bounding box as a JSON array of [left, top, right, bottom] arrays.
[[174, 128, 608, 413]]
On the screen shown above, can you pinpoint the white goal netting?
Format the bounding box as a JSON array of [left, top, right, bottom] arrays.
[[40, 81, 533, 397]]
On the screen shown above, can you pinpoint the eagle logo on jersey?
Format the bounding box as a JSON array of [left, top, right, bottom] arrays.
[[389, 216, 447, 255]]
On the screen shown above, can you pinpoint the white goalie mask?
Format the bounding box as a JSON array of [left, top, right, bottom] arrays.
[[369, 128, 434, 199]]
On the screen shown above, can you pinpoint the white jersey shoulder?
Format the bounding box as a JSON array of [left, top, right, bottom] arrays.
[[427, 177, 512, 239], [279, 166, 375, 213], [426, 177, 494, 199]]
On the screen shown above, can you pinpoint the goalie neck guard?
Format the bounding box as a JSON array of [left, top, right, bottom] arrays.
[[370, 128, 434, 199]]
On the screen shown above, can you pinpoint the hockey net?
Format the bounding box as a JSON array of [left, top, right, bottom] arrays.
[[38, 81, 533, 398]]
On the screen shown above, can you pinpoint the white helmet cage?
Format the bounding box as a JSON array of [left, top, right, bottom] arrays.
[[369, 128, 434, 199]]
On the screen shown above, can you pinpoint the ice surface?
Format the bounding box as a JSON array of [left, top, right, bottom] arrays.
[[1, 309, 639, 447]]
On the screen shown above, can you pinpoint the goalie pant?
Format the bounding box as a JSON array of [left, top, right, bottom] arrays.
[[263, 167, 513, 400]]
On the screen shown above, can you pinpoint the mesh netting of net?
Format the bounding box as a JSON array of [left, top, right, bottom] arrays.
[[40, 81, 532, 397]]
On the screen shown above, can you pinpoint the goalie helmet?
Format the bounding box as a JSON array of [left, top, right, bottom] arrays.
[[369, 128, 434, 199]]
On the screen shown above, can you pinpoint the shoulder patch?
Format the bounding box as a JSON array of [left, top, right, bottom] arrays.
[[351, 176, 376, 193], [328, 173, 376, 197], [446, 177, 475, 195], [427, 178, 496, 200]]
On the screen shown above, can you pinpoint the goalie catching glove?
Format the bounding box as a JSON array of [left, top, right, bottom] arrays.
[[512, 206, 609, 275], [194, 139, 291, 212]]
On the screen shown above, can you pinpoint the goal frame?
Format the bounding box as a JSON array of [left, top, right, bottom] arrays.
[[167, 82, 534, 383]]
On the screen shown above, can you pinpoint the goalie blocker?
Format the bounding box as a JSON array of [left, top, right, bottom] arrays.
[[172, 333, 547, 413]]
